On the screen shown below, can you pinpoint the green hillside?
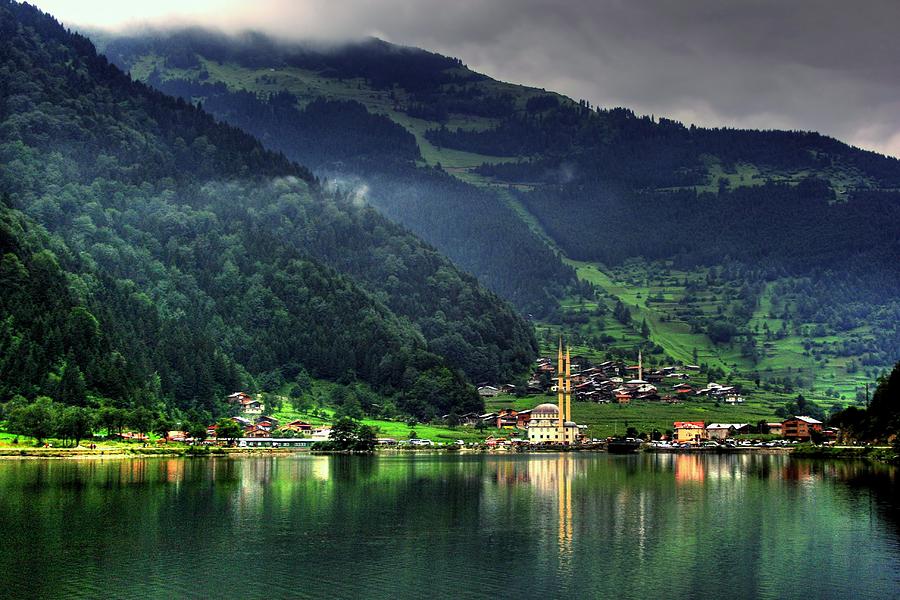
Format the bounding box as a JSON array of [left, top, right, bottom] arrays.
[[0, 1, 544, 425], [103, 29, 900, 411]]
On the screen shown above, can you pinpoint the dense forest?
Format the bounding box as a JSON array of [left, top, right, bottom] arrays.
[[147, 83, 576, 314], [0, 0, 542, 421]]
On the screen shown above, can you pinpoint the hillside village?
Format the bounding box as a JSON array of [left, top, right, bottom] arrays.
[[477, 352, 745, 405], [189, 350, 839, 450]]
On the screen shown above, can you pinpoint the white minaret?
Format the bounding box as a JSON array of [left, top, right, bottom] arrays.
[[638, 349, 643, 381]]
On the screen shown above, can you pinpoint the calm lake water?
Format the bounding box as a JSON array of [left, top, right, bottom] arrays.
[[0, 453, 897, 599]]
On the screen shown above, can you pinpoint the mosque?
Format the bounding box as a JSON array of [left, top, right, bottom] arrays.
[[527, 340, 581, 445]]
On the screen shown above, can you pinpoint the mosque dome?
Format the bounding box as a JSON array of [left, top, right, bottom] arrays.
[[532, 403, 560, 415]]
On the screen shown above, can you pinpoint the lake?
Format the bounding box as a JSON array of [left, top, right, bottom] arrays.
[[0, 453, 897, 599]]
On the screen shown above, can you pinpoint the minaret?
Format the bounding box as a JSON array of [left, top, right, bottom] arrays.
[[638, 349, 643, 382], [565, 345, 572, 423], [557, 338, 564, 432]]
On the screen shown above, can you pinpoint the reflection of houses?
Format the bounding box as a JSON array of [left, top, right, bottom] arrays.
[[675, 454, 705, 483], [674, 421, 708, 444], [782, 416, 823, 440]]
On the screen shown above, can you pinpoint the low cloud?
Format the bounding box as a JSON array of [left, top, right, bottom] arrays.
[[37, 0, 900, 157]]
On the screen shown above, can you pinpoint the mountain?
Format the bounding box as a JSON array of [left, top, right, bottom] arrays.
[[0, 1, 539, 420], [102, 30, 582, 316], [103, 27, 900, 400]]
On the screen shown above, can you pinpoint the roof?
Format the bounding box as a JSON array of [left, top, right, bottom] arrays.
[[532, 403, 560, 415], [674, 421, 705, 428], [792, 416, 823, 424], [707, 423, 749, 430]]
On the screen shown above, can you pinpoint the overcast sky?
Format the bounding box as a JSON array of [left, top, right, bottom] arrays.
[[32, 0, 900, 158]]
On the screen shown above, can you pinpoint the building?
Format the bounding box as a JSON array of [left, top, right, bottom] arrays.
[[238, 396, 264, 414], [782, 416, 823, 440], [243, 425, 271, 438], [496, 408, 532, 429], [674, 421, 708, 444], [477, 385, 501, 397], [527, 340, 581, 445], [226, 391, 252, 405], [766, 422, 783, 436], [706, 423, 750, 440], [527, 403, 579, 444], [283, 420, 313, 433]]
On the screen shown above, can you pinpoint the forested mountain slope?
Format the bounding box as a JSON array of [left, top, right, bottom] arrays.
[[0, 1, 539, 419], [103, 31, 581, 315], [103, 28, 900, 383]]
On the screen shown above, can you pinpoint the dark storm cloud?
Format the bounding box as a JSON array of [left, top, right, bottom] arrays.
[[43, 0, 900, 156]]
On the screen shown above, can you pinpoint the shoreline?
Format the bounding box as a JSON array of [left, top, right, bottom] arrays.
[[0, 444, 894, 462]]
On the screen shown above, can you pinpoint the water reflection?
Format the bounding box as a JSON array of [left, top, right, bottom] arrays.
[[0, 454, 897, 599]]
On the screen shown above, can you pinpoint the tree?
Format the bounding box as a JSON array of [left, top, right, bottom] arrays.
[[354, 424, 377, 452], [329, 417, 358, 450], [129, 407, 154, 438], [152, 417, 174, 441], [640, 319, 650, 338], [7, 397, 58, 444], [56, 361, 87, 406], [215, 418, 243, 443], [186, 422, 208, 442], [57, 406, 94, 446]]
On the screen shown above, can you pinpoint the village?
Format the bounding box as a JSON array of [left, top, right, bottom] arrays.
[[176, 344, 837, 452]]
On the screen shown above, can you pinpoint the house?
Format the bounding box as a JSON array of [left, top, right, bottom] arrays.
[[674, 421, 708, 445], [256, 415, 279, 426], [496, 408, 532, 429], [243, 425, 271, 438], [674, 383, 694, 395], [706, 423, 750, 440], [782, 416, 823, 440], [240, 397, 264, 414], [478, 412, 498, 425], [766, 422, 784, 436], [283, 420, 313, 433], [226, 391, 252, 405], [614, 389, 633, 404], [166, 430, 188, 442], [311, 428, 332, 441], [477, 385, 501, 397]]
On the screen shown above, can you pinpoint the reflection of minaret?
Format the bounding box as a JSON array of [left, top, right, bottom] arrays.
[[556, 455, 574, 566]]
